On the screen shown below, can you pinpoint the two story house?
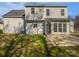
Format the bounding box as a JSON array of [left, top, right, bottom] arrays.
[[3, 4, 74, 34]]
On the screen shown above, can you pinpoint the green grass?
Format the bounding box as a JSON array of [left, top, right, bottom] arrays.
[[50, 46, 79, 57]]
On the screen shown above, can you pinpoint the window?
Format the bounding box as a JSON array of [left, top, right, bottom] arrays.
[[46, 9, 50, 16], [61, 9, 65, 16], [54, 23, 57, 32], [39, 8, 42, 12], [59, 23, 62, 32], [53, 22, 67, 32], [33, 24, 37, 28], [63, 23, 67, 32], [31, 8, 35, 14]]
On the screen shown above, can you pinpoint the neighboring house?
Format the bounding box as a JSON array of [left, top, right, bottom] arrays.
[[3, 4, 74, 34], [3, 10, 24, 33], [0, 19, 3, 30]]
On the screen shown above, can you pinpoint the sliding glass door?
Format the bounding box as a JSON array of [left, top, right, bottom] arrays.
[[54, 22, 57, 32], [53, 22, 67, 33], [63, 23, 67, 32], [59, 23, 62, 32]]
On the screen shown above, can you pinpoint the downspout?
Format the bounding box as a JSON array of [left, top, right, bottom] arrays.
[[24, 6, 26, 34]]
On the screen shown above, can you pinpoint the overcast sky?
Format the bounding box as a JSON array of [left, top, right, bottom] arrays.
[[0, 2, 79, 18]]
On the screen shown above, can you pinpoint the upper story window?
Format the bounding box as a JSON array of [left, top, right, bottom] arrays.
[[61, 9, 65, 16], [46, 9, 50, 16], [31, 8, 35, 14], [39, 8, 42, 12]]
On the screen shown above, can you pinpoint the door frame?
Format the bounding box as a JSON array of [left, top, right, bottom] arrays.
[[51, 22, 68, 34], [45, 21, 51, 34]]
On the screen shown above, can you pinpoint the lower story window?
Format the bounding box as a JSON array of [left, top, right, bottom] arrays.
[[33, 23, 37, 28], [54, 23, 57, 32], [53, 22, 67, 32], [63, 23, 67, 32], [59, 23, 62, 32]]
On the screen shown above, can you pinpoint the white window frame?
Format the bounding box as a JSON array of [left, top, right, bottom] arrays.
[[53, 22, 67, 32]]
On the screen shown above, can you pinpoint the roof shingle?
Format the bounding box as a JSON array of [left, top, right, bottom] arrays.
[[24, 4, 67, 7], [3, 10, 24, 18]]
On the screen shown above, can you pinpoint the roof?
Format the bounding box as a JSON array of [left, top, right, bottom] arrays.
[[45, 18, 70, 22], [25, 18, 70, 23], [24, 4, 67, 7], [3, 10, 24, 18], [26, 20, 44, 23]]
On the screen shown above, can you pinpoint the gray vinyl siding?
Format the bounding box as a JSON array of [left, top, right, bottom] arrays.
[[26, 23, 44, 34], [3, 18, 23, 33], [25, 7, 68, 20]]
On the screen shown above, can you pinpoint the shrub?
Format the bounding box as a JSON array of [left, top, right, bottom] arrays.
[[0, 34, 79, 57], [50, 46, 79, 57], [0, 29, 3, 34], [0, 34, 46, 57]]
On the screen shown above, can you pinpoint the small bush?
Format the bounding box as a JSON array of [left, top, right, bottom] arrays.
[[50, 46, 79, 57], [0, 34, 46, 57], [0, 29, 3, 34]]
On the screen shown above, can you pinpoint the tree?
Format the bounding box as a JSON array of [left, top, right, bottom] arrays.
[[22, 14, 29, 34], [23, 8, 51, 56]]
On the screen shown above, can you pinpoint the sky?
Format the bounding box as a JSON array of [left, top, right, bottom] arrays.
[[0, 2, 79, 18]]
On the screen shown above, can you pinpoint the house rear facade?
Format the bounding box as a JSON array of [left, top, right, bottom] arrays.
[[3, 4, 74, 34]]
